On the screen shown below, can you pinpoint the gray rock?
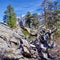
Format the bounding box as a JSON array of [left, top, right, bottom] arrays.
[[22, 46, 31, 58], [22, 39, 30, 48], [0, 23, 58, 60]]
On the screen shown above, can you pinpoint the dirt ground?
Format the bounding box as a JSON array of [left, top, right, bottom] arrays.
[[56, 37, 60, 46], [54, 37, 60, 57], [48, 37, 60, 58]]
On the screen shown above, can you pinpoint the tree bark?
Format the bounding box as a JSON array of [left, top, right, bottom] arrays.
[[44, 0, 48, 29]]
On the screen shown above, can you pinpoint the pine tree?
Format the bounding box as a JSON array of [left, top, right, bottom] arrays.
[[3, 5, 17, 28], [25, 12, 33, 28]]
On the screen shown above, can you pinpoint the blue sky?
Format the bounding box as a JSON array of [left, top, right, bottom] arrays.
[[0, 0, 60, 22]]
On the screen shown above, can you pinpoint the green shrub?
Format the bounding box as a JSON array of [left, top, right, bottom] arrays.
[[55, 29, 60, 37], [21, 28, 29, 37]]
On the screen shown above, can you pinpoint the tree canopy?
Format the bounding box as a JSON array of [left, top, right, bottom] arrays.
[[3, 5, 17, 28]]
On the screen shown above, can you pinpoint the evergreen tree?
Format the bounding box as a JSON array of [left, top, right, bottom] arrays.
[[25, 12, 33, 28], [42, 0, 59, 28], [32, 13, 40, 29], [3, 5, 17, 28]]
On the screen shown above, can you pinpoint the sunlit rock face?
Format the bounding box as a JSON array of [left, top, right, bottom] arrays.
[[0, 23, 59, 60], [16, 16, 26, 27], [0, 23, 40, 60]]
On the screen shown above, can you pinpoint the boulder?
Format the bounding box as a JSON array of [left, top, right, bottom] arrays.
[[22, 46, 31, 58], [30, 44, 36, 48], [22, 39, 30, 48], [42, 52, 48, 60]]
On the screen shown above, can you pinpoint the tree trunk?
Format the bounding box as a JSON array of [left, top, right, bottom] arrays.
[[44, 0, 48, 29]]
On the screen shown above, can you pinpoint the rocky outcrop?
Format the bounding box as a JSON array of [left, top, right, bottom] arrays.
[[21, 26, 37, 36], [0, 23, 59, 60], [0, 23, 40, 60]]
